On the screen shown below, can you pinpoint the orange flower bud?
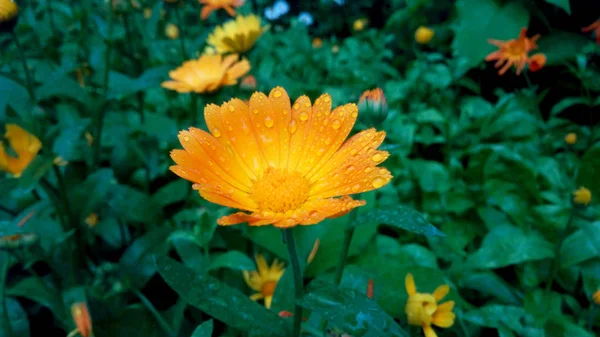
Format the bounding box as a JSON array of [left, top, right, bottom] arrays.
[[593, 290, 600, 305], [358, 88, 388, 125], [70, 302, 92, 337], [312, 37, 323, 48], [564, 133, 576, 145], [367, 279, 374, 299], [240, 75, 257, 90], [528, 53, 546, 72]]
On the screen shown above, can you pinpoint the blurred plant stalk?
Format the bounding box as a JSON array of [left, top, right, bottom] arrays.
[[283, 229, 303, 337]]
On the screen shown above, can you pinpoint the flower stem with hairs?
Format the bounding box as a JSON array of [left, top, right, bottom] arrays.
[[283, 229, 303, 337]]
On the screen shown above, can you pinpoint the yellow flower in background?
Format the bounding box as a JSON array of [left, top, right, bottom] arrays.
[[405, 273, 455, 337], [162, 54, 250, 93], [68, 302, 92, 337], [53, 156, 68, 166], [199, 0, 244, 20], [0, 124, 41, 177], [564, 133, 577, 145], [206, 14, 267, 54], [573, 187, 592, 206], [143, 7, 152, 19], [312, 37, 323, 48], [0, 0, 18, 30], [165, 23, 179, 39], [353, 18, 367, 31], [85, 213, 99, 228], [485, 28, 540, 76], [85, 132, 94, 146], [243, 254, 285, 309], [593, 290, 600, 304], [415, 26, 434, 44], [331, 45, 339, 53], [170, 87, 392, 227]]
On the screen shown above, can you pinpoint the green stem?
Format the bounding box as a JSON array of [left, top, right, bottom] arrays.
[[0, 253, 13, 337], [334, 208, 359, 285], [10, 31, 36, 103], [173, 5, 187, 60], [546, 210, 575, 292], [283, 229, 303, 337], [53, 166, 75, 229], [133, 289, 175, 337], [93, 4, 115, 167], [39, 178, 67, 231]]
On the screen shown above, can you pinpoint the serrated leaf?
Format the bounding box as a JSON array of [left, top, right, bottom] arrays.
[[156, 256, 291, 336], [191, 320, 213, 337], [299, 279, 408, 337], [353, 206, 444, 236], [466, 225, 554, 269], [453, 0, 529, 69]]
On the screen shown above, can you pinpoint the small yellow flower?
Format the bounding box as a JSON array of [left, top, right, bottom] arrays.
[[206, 14, 267, 54], [243, 254, 285, 309], [564, 133, 577, 145], [573, 187, 592, 206], [415, 26, 434, 44], [85, 132, 94, 146], [53, 156, 68, 166], [405, 273, 455, 337], [0, 0, 19, 28], [353, 18, 367, 31], [165, 23, 179, 39], [199, 0, 244, 20], [593, 290, 600, 305], [162, 54, 250, 93], [0, 124, 41, 177], [331, 45, 339, 54], [85, 213, 99, 228], [312, 37, 323, 48], [143, 7, 152, 19], [68, 302, 92, 337]]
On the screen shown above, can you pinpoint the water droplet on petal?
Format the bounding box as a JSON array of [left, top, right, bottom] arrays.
[[299, 112, 309, 121], [364, 167, 373, 173], [183, 136, 190, 141], [264, 116, 274, 128], [332, 120, 341, 130], [352, 184, 361, 192], [282, 109, 289, 115], [324, 96, 331, 103], [372, 177, 387, 188], [227, 105, 235, 112], [317, 148, 325, 156], [352, 112, 358, 118], [324, 137, 332, 145], [252, 109, 259, 114], [289, 120, 297, 134], [227, 126, 233, 131], [345, 165, 355, 174], [273, 90, 282, 98], [219, 156, 226, 162], [372, 153, 384, 162]]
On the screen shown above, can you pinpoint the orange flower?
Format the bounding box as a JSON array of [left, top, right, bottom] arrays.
[[170, 87, 392, 228], [582, 19, 600, 45], [240, 75, 257, 90], [367, 279, 374, 299], [199, 0, 244, 20], [0, 124, 42, 177], [312, 37, 323, 48], [528, 53, 546, 72], [68, 302, 92, 337], [485, 28, 540, 75], [162, 54, 250, 93]]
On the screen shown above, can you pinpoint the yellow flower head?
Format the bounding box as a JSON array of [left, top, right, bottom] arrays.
[[353, 18, 367, 32], [564, 133, 577, 145], [0, 124, 41, 177], [573, 186, 592, 206], [170, 87, 392, 228], [415, 26, 434, 44], [593, 290, 600, 305], [199, 0, 244, 20], [312, 37, 323, 48], [165, 23, 179, 39], [243, 254, 285, 309], [405, 273, 455, 337], [162, 54, 250, 93], [69, 302, 92, 337], [85, 213, 99, 228], [206, 14, 267, 54], [485, 28, 540, 76], [0, 0, 18, 22]]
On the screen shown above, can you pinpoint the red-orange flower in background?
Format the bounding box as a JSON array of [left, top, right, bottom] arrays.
[[162, 54, 250, 93], [485, 28, 541, 75], [528, 53, 546, 72], [68, 302, 92, 337], [170, 87, 392, 228], [199, 0, 244, 20], [582, 19, 600, 45]]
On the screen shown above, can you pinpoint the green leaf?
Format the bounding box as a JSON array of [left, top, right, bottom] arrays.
[[560, 222, 600, 268], [464, 305, 532, 333], [191, 320, 214, 337], [353, 206, 444, 236], [543, 0, 570, 14], [577, 145, 600, 201], [18, 156, 54, 192], [452, 0, 529, 69], [466, 225, 554, 269], [459, 272, 520, 304], [299, 279, 408, 337], [7, 277, 69, 327], [151, 180, 188, 208], [155, 256, 291, 337], [0, 297, 30, 337], [170, 230, 207, 274], [119, 227, 172, 288], [209, 251, 255, 271], [538, 32, 592, 65], [0, 75, 32, 120], [409, 160, 450, 193], [94, 306, 161, 337]]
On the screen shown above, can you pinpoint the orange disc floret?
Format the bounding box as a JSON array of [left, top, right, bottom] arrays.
[[170, 87, 392, 228], [485, 28, 540, 75]]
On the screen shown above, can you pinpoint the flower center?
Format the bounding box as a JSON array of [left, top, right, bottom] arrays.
[[405, 293, 437, 326], [261, 280, 277, 297], [505, 40, 526, 57], [249, 167, 310, 213]]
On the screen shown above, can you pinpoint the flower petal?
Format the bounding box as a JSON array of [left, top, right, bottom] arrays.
[[432, 310, 455, 328], [422, 324, 438, 337], [437, 301, 455, 313], [248, 91, 280, 167], [433, 284, 450, 301], [405, 273, 416, 296], [268, 87, 292, 169]]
